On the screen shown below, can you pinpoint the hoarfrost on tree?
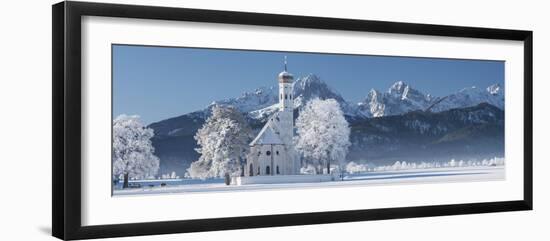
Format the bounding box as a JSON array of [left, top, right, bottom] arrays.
[[187, 105, 253, 179], [112, 114, 160, 188], [345, 157, 505, 173], [295, 98, 351, 174]]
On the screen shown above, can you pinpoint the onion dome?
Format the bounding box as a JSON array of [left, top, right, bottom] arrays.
[[278, 71, 294, 83], [278, 56, 294, 83]]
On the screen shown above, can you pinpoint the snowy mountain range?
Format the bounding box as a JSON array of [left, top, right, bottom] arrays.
[[147, 74, 505, 176], [202, 74, 503, 120], [427, 84, 504, 112], [212, 74, 357, 120], [357, 81, 436, 117]]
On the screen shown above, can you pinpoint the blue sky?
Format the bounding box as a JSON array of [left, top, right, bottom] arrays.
[[113, 44, 504, 125]]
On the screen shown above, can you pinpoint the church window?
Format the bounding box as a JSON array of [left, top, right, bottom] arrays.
[[266, 151, 271, 156], [276, 166, 280, 174], [266, 166, 271, 175], [258, 151, 261, 156], [257, 166, 260, 175], [289, 94, 292, 99], [276, 151, 279, 155], [285, 94, 287, 99], [280, 94, 283, 100], [249, 164, 254, 176]]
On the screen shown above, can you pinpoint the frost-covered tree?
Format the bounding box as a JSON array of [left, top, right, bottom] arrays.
[[187, 105, 252, 179], [295, 98, 351, 174], [112, 115, 160, 188]]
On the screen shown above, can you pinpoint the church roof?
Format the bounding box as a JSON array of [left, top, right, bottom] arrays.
[[250, 121, 284, 146]]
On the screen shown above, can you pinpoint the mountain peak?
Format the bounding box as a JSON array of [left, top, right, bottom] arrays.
[[429, 83, 504, 112], [388, 81, 408, 94], [253, 88, 265, 95], [487, 84, 501, 95], [368, 88, 379, 96], [305, 73, 320, 79], [292, 74, 357, 115], [294, 74, 332, 93], [460, 86, 477, 92], [297, 73, 322, 85]]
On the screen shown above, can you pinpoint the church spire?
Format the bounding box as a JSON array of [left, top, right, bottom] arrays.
[[278, 56, 293, 84]]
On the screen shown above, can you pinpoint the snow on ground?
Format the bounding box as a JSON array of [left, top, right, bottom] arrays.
[[113, 165, 504, 196]]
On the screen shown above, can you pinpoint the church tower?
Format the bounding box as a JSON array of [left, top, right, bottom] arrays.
[[277, 56, 296, 174], [277, 56, 294, 149], [244, 57, 297, 177], [278, 56, 294, 112]]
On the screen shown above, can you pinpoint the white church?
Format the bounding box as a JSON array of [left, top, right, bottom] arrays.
[[245, 57, 298, 177], [233, 58, 334, 185]]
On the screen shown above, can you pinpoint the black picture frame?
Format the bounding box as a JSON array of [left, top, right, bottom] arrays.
[[52, 1, 533, 240]]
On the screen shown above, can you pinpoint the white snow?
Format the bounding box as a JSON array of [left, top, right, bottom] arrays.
[[357, 81, 503, 117], [250, 119, 284, 145], [487, 84, 501, 95], [211, 86, 278, 113], [357, 81, 434, 117], [430, 85, 504, 112], [232, 174, 334, 185], [113, 165, 504, 196], [248, 103, 279, 119]]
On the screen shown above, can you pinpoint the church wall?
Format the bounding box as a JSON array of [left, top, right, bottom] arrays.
[[247, 144, 291, 176]]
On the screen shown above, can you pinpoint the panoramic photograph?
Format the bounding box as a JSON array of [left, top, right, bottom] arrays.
[[111, 45, 505, 196]]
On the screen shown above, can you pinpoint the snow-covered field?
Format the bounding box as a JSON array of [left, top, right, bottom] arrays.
[[113, 165, 504, 196]]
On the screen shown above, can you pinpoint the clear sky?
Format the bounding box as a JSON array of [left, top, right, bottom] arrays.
[[113, 44, 504, 125]]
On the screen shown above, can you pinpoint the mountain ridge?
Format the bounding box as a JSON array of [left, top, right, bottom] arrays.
[[148, 74, 503, 127]]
